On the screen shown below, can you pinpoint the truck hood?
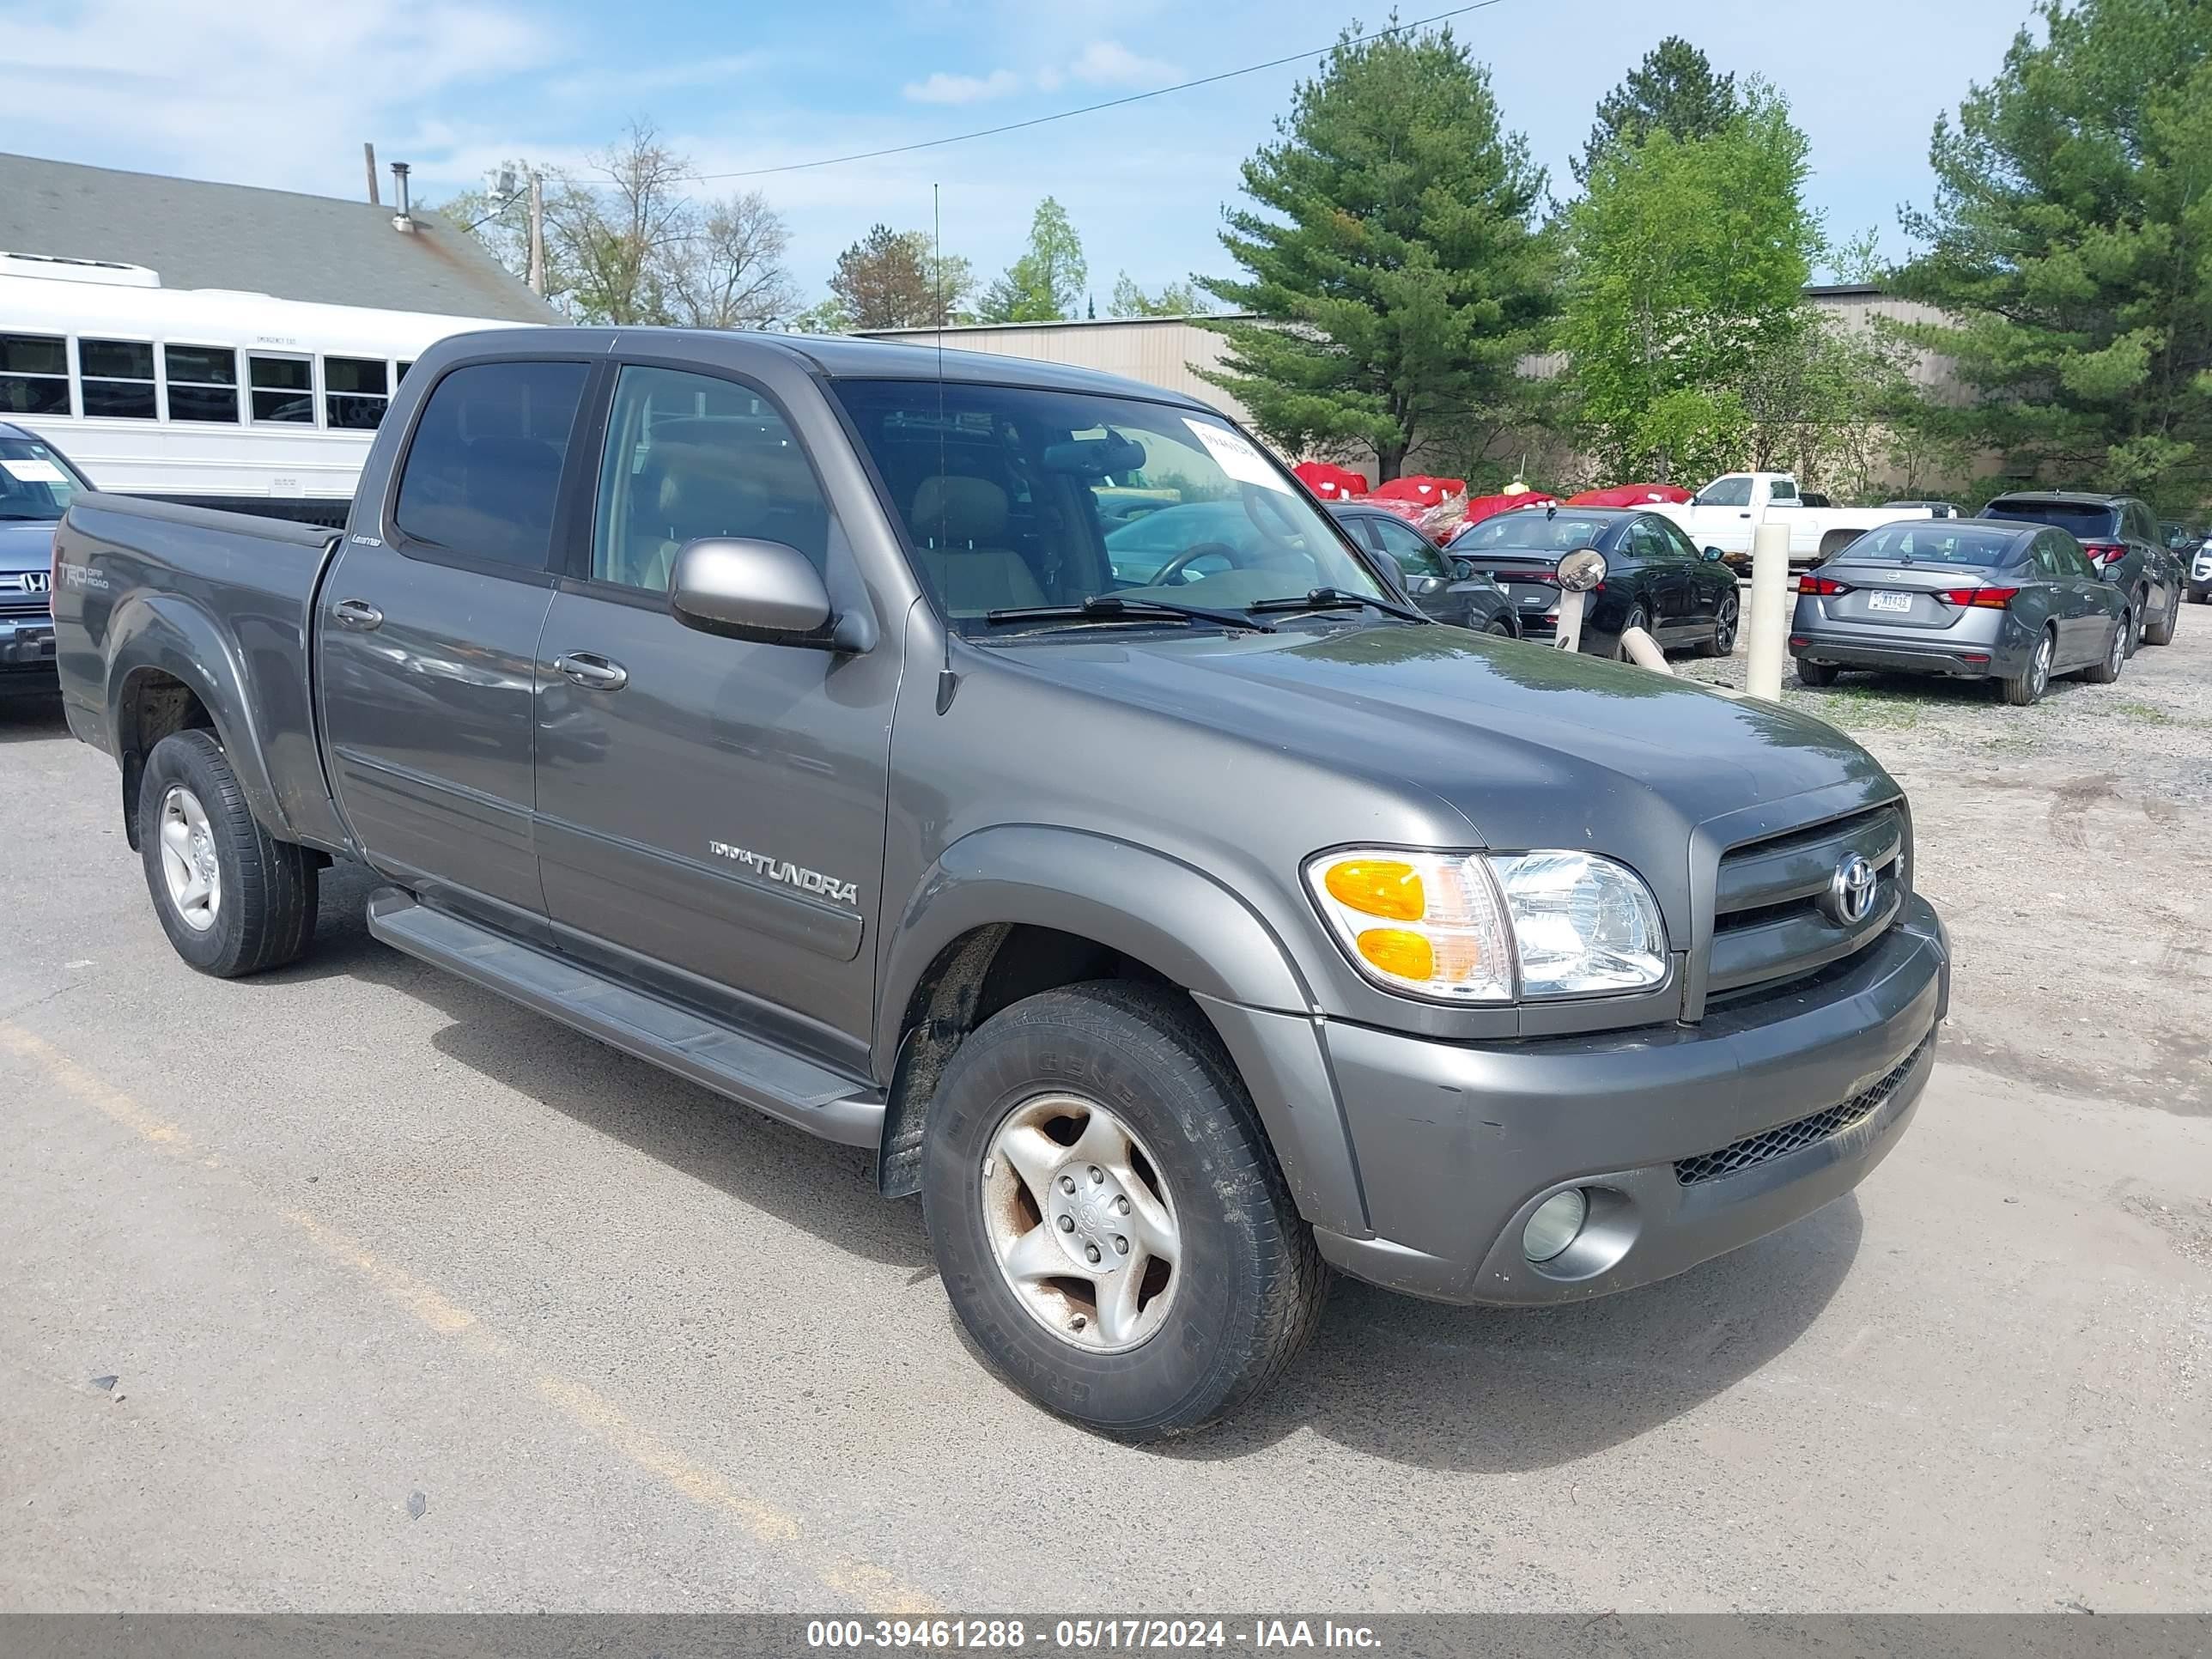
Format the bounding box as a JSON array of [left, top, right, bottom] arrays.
[[996, 620, 1892, 850], [0, 518, 58, 574]]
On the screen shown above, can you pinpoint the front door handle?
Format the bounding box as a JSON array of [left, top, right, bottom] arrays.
[[556, 651, 629, 691], [332, 598, 383, 630]]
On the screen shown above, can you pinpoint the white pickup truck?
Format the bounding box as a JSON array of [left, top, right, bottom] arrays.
[[1653, 472, 1931, 568]]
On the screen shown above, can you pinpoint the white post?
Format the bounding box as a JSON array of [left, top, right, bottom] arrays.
[[1744, 520, 1792, 700]]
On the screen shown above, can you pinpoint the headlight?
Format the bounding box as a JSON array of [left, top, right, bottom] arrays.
[[1304, 848, 1668, 1003]]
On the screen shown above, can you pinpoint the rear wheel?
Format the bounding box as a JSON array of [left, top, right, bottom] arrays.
[[137, 730, 318, 976], [2083, 611, 2128, 684], [2143, 589, 2179, 646], [1796, 660, 1841, 688], [2001, 629, 2055, 706], [1482, 617, 1515, 638], [921, 981, 1325, 1439], [1694, 592, 1740, 658]]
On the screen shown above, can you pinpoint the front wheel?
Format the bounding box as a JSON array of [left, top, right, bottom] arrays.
[[1694, 592, 1740, 658], [920, 981, 1325, 1439], [2083, 611, 2128, 684], [137, 730, 318, 976], [2001, 629, 2055, 706]]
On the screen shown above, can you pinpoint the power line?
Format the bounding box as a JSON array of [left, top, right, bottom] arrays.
[[690, 1, 1509, 182]]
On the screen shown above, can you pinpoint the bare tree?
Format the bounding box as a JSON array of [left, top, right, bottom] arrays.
[[547, 121, 696, 325], [665, 191, 798, 330]]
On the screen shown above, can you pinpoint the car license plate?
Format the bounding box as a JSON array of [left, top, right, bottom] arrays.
[[1869, 591, 1913, 613]]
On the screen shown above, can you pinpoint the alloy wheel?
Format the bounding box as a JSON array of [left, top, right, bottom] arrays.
[[981, 1092, 1181, 1353], [157, 785, 222, 933], [1714, 595, 1740, 654]]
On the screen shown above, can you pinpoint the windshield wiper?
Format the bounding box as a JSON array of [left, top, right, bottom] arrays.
[[1247, 586, 1430, 624], [983, 595, 1277, 633]]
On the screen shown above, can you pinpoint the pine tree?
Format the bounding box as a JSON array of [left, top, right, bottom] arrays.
[[1574, 38, 1741, 186]]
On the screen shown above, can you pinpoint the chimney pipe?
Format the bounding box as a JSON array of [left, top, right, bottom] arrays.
[[364, 142, 380, 206], [390, 161, 414, 232]]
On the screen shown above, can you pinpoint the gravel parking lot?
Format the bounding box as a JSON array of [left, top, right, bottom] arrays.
[[3, 611, 2209, 1614]]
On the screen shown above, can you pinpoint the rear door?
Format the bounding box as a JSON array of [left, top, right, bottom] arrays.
[[530, 358, 899, 1066], [2030, 532, 2092, 663], [318, 355, 594, 936]]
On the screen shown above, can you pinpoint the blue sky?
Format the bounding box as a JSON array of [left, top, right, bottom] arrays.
[[2, 0, 2038, 308]]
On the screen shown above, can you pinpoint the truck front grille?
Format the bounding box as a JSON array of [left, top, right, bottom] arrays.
[[1674, 1034, 1932, 1186], [0, 593, 50, 620], [1707, 803, 1905, 1000]]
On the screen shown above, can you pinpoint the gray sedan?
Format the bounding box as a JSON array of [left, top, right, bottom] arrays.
[[1790, 519, 2130, 706]]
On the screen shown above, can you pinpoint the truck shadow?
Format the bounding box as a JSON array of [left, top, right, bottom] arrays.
[[279, 860, 1863, 1474], [0, 688, 68, 743]]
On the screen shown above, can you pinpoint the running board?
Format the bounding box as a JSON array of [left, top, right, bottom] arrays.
[[366, 889, 884, 1148]]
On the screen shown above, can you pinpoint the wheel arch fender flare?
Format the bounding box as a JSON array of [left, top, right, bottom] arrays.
[[104, 592, 292, 843]]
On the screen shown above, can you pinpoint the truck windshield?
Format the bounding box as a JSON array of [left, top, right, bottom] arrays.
[[832, 380, 1387, 631], [0, 435, 89, 520]]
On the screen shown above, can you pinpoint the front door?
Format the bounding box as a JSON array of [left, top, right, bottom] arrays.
[[531, 362, 900, 1066], [1625, 518, 1693, 635], [318, 356, 593, 934]]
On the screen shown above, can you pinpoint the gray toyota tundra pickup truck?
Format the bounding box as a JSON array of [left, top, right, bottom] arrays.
[[52, 328, 1948, 1437]]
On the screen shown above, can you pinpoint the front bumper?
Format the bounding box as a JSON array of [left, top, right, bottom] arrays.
[[1309, 892, 1948, 1306], [0, 613, 58, 677]]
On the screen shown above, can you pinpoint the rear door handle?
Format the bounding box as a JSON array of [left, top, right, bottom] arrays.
[[556, 651, 629, 691], [332, 598, 383, 630]]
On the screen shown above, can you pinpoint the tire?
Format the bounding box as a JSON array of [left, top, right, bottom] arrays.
[[137, 730, 318, 977], [2082, 611, 2128, 684], [2143, 589, 2178, 646], [1796, 660, 1841, 688], [1483, 617, 1515, 638], [1612, 606, 1650, 661], [2124, 591, 2145, 656], [1694, 592, 1740, 658], [2001, 629, 2055, 706], [920, 980, 1325, 1439]]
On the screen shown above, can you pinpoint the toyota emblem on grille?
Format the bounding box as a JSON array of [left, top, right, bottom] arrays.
[[1826, 853, 1878, 926], [21, 571, 50, 593]]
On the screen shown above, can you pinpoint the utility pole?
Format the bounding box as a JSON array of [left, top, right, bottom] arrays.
[[363, 143, 380, 206], [527, 171, 546, 296]]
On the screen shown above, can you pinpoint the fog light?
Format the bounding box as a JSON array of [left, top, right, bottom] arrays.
[[1522, 1188, 1589, 1262]]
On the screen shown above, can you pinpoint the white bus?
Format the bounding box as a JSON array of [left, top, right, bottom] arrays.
[[0, 251, 542, 526]]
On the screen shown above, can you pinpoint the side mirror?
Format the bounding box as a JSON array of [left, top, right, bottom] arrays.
[[1702, 544, 1725, 562], [2098, 562, 2124, 582], [1451, 558, 1475, 581], [671, 538, 872, 653], [1557, 548, 1607, 592]]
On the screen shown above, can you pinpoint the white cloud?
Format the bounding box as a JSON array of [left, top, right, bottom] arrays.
[[902, 69, 1024, 106], [1066, 40, 1179, 88]]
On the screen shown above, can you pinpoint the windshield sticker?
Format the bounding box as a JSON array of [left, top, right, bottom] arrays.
[[2, 457, 67, 484], [1182, 419, 1291, 494]]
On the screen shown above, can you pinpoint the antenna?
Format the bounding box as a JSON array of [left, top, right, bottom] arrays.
[[933, 182, 959, 714]]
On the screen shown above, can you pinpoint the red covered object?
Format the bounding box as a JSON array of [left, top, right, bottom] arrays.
[[1368, 474, 1467, 505], [1293, 461, 1369, 501], [1565, 483, 1693, 507], [1458, 489, 1558, 528]]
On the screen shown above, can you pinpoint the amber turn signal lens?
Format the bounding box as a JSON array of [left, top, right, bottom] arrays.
[[1356, 928, 1435, 981], [1324, 859, 1425, 921]]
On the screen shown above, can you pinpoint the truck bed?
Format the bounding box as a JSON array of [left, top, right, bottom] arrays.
[[54, 492, 346, 849]]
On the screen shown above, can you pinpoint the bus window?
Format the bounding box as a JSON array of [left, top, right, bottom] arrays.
[[0, 334, 70, 416], [248, 354, 314, 424], [165, 345, 240, 423], [325, 356, 389, 429], [81, 338, 157, 419]]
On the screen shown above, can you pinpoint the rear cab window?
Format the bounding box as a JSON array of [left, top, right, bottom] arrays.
[[392, 359, 591, 572]]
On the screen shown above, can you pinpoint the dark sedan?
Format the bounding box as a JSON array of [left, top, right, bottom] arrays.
[[1327, 503, 1516, 634], [1446, 505, 1741, 658], [1790, 519, 2128, 705]]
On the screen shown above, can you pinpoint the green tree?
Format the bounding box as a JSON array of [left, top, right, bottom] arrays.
[[1573, 36, 1741, 186], [976, 198, 1087, 322], [1558, 86, 1823, 483], [1197, 21, 1554, 480], [1890, 0, 2212, 506], [1109, 272, 1207, 317]]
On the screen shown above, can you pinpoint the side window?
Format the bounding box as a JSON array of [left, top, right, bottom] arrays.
[[1658, 519, 1703, 561], [591, 364, 830, 592], [1767, 478, 1798, 503], [0, 334, 70, 416], [2062, 538, 2099, 579], [325, 357, 390, 429], [80, 338, 156, 419], [2030, 535, 2063, 576], [248, 354, 314, 424], [1373, 516, 1446, 579], [393, 359, 590, 571], [1627, 520, 1675, 561], [2131, 502, 2160, 544], [164, 345, 239, 423]]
